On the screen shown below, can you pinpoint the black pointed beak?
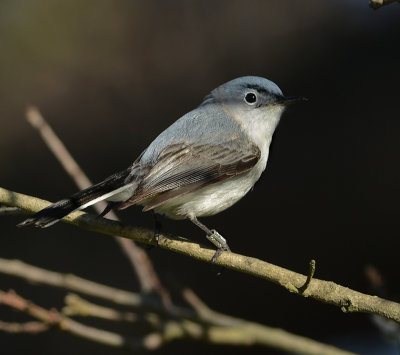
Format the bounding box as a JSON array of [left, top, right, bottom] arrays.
[[276, 95, 308, 105]]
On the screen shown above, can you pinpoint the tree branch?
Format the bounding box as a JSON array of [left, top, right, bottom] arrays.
[[0, 257, 146, 310], [63, 293, 152, 324], [0, 320, 48, 334], [0, 289, 161, 350], [0, 265, 356, 355], [2, 187, 400, 325], [61, 293, 357, 355], [0, 206, 24, 215]]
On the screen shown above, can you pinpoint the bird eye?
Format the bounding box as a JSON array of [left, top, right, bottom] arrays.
[[244, 92, 257, 104]]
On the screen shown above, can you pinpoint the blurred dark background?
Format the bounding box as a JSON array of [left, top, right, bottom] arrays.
[[1, 1, 400, 354]]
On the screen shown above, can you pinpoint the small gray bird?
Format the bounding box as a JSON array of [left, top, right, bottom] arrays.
[[19, 76, 303, 261]]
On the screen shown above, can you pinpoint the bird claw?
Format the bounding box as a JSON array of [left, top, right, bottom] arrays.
[[207, 230, 231, 263], [206, 230, 229, 249]]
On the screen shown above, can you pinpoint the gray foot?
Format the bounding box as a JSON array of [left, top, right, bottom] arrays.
[[206, 230, 231, 263]]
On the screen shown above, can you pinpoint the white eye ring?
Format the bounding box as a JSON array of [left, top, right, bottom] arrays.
[[244, 92, 257, 105]]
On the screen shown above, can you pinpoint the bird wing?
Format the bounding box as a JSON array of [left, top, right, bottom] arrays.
[[118, 137, 260, 211]]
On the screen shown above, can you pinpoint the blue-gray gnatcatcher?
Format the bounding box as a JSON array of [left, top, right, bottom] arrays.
[[19, 76, 304, 261]]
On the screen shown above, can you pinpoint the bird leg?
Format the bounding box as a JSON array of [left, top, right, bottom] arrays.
[[152, 211, 162, 244], [98, 201, 118, 218], [188, 215, 231, 263]]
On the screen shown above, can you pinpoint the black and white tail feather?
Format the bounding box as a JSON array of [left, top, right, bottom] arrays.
[[18, 169, 133, 228]]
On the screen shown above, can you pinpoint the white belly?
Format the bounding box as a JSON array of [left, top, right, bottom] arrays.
[[152, 149, 269, 219]]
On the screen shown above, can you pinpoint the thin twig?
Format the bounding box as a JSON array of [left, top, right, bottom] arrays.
[[25, 106, 171, 306], [0, 258, 357, 355], [182, 288, 242, 327], [0, 257, 149, 310], [0, 206, 24, 215], [0, 320, 48, 333], [63, 293, 159, 325], [3, 187, 400, 325], [0, 289, 161, 350], [298, 259, 316, 293], [0, 289, 62, 324]]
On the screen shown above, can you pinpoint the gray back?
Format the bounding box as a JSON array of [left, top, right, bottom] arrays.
[[139, 100, 242, 164]]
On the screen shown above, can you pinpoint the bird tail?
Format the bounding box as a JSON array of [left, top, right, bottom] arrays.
[[18, 169, 133, 228]]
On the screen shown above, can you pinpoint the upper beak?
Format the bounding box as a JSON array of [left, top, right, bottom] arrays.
[[276, 95, 308, 105]]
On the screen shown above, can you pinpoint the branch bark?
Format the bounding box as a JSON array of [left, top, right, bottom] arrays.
[[2, 186, 400, 325]]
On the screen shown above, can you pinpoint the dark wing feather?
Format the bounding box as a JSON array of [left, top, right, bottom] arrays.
[[118, 138, 260, 211]]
